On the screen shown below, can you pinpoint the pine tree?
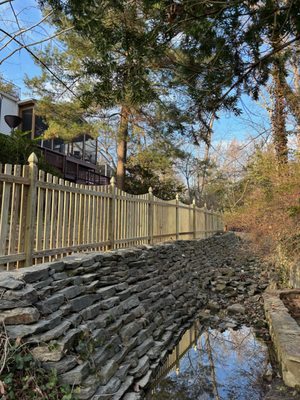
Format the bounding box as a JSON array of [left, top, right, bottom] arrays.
[[34, 0, 300, 172], [37, 0, 173, 189]]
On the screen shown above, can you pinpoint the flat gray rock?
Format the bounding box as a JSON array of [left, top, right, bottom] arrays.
[[32, 345, 64, 362], [2, 286, 38, 302], [129, 355, 149, 378], [43, 355, 78, 374], [98, 360, 118, 385], [0, 307, 39, 325], [227, 303, 246, 315], [60, 362, 90, 385], [112, 376, 134, 400], [16, 264, 50, 283], [93, 377, 121, 398], [123, 393, 141, 400], [0, 273, 24, 289], [6, 310, 62, 338]]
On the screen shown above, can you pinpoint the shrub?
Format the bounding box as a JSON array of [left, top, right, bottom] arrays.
[[225, 150, 300, 257], [0, 132, 62, 177]]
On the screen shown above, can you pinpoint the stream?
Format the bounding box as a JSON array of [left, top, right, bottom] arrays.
[[146, 322, 271, 400]]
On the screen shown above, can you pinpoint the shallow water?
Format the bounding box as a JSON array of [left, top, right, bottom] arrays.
[[146, 323, 271, 400]]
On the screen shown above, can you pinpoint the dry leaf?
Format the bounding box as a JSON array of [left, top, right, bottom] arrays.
[[0, 380, 7, 395]]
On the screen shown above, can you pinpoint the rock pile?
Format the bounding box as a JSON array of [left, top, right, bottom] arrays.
[[197, 251, 270, 338], [0, 233, 242, 400]]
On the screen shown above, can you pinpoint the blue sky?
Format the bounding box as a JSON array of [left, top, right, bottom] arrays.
[[0, 0, 52, 93], [0, 0, 271, 154]]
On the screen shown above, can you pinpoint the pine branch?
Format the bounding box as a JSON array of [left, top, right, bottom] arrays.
[[219, 35, 300, 105]]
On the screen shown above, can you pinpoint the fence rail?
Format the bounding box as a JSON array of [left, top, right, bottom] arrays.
[[0, 153, 223, 270]]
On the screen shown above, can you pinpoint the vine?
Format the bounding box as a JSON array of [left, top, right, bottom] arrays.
[[0, 330, 74, 400]]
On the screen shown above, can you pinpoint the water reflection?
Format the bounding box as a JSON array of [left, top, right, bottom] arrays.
[[147, 324, 270, 400]]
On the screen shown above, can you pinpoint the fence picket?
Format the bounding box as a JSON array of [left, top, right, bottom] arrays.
[[62, 180, 69, 249], [43, 173, 52, 255], [16, 165, 28, 268], [0, 164, 12, 258], [8, 165, 21, 257], [56, 178, 64, 250]]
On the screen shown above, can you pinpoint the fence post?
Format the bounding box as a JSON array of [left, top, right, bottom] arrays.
[[148, 187, 153, 244], [24, 153, 38, 267], [221, 214, 224, 232], [193, 198, 196, 239], [109, 176, 116, 250], [211, 206, 214, 233], [175, 194, 179, 240], [204, 202, 208, 238]]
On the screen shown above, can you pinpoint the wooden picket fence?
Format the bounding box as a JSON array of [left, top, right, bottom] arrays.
[[0, 153, 223, 270]]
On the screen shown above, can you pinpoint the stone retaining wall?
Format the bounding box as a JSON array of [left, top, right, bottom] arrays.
[[0, 233, 239, 399], [288, 261, 300, 288], [264, 290, 300, 388]]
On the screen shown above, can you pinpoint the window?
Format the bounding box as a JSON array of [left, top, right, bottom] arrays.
[[21, 108, 33, 132]]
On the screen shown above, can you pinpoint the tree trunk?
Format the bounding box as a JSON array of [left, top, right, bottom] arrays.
[[199, 114, 214, 196], [292, 51, 300, 154], [205, 332, 221, 400], [272, 62, 288, 163], [116, 106, 129, 190]]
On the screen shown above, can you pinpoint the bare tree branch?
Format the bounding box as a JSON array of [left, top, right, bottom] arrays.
[[0, 26, 73, 65], [0, 0, 13, 5], [0, 26, 79, 98], [0, 10, 53, 52], [9, 2, 22, 34]]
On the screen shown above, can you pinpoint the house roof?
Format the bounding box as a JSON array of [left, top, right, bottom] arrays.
[[0, 90, 19, 102], [18, 98, 37, 107]]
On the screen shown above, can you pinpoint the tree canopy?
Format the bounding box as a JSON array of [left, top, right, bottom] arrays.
[[2, 0, 297, 202], [39, 0, 300, 156]]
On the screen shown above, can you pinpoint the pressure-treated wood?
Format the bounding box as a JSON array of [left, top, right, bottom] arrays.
[[0, 154, 224, 270], [24, 153, 38, 267]]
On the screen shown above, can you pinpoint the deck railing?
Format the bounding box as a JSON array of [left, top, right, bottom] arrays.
[[0, 153, 223, 270]]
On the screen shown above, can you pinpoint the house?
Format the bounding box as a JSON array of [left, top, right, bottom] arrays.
[[0, 88, 113, 185], [0, 89, 20, 134]]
